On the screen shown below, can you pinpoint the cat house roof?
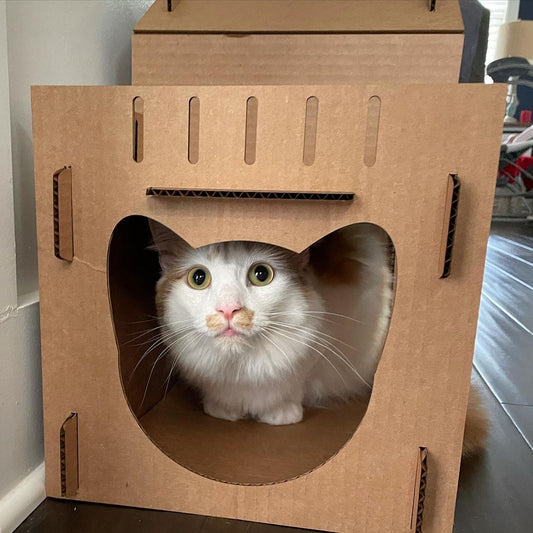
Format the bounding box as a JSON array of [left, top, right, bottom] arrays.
[[134, 0, 463, 35]]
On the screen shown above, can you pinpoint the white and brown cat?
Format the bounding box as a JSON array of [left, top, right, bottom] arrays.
[[149, 220, 486, 456]]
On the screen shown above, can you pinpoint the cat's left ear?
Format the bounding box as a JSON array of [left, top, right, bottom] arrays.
[[298, 247, 311, 270], [148, 219, 192, 271]]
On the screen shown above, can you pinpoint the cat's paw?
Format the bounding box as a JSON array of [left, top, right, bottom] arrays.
[[258, 402, 303, 425], [203, 399, 243, 422]]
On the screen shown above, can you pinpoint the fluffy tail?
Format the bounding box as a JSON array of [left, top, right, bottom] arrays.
[[462, 385, 488, 457]]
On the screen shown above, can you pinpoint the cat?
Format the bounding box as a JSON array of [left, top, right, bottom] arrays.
[[149, 220, 487, 454]]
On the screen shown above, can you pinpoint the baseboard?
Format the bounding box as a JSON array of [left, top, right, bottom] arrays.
[[0, 463, 45, 533]]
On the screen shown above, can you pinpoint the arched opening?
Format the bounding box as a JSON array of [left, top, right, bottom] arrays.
[[108, 216, 395, 484]]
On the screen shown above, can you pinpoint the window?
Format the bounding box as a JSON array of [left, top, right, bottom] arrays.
[[479, 0, 517, 81]]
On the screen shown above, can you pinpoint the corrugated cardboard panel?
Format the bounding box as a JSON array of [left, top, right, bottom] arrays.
[[132, 33, 464, 85], [32, 84, 505, 533], [135, 0, 463, 34]]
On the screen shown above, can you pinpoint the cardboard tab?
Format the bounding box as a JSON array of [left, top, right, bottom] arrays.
[[53, 166, 73, 261], [411, 447, 428, 532], [60, 413, 79, 497], [438, 174, 460, 278]]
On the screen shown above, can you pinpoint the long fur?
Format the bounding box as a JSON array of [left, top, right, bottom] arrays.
[[149, 220, 487, 454], [462, 385, 489, 457]]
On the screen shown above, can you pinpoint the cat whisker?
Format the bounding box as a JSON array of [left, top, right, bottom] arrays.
[[123, 325, 167, 345], [268, 321, 361, 354], [265, 326, 348, 388], [271, 323, 372, 389], [127, 333, 177, 384], [140, 329, 201, 407], [266, 324, 372, 390], [270, 310, 366, 326], [140, 343, 178, 407], [259, 331, 296, 375], [127, 329, 180, 348], [127, 327, 195, 385], [128, 325, 197, 348], [163, 333, 206, 397], [120, 315, 160, 325], [123, 319, 195, 345]]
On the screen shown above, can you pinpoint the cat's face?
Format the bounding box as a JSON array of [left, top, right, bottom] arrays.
[[150, 222, 319, 359]]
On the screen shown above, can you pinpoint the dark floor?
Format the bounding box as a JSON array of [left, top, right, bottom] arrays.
[[15, 222, 533, 533], [454, 221, 533, 533]]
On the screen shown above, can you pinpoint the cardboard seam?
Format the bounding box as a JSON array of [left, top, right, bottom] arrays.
[[72, 257, 106, 274], [133, 30, 464, 36]]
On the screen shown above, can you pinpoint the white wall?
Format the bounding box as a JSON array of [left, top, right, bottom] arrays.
[[1, 1, 153, 530], [0, 1, 15, 308], [0, 2, 44, 530], [7, 0, 154, 298]]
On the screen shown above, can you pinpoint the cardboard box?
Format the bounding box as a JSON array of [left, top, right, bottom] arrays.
[[132, 0, 465, 85], [32, 83, 505, 532]]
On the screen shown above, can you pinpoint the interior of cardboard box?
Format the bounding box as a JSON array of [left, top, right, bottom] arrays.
[[108, 215, 395, 485]]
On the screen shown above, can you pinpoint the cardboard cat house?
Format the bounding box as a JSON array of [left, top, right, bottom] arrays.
[[32, 83, 504, 532]]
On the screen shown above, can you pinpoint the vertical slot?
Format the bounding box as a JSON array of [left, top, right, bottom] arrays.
[[429, 0, 437, 11], [167, 0, 173, 11], [188, 97, 200, 164], [244, 97, 258, 165], [303, 96, 319, 166], [364, 96, 381, 167], [53, 166, 73, 261], [133, 97, 144, 163]]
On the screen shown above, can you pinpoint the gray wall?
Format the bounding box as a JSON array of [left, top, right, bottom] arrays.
[[8, 0, 153, 297]]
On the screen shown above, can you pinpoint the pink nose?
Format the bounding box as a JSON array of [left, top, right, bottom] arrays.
[[217, 304, 242, 320]]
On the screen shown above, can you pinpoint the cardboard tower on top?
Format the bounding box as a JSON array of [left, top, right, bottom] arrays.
[[32, 1, 505, 531]]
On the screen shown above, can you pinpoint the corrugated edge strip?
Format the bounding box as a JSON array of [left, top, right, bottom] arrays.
[[146, 188, 354, 201], [168, 0, 438, 12], [53, 171, 60, 257], [60, 413, 79, 498], [441, 174, 460, 278], [416, 447, 428, 533], [53, 166, 73, 261]]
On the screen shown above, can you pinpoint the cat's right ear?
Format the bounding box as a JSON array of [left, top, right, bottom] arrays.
[[148, 219, 192, 271]]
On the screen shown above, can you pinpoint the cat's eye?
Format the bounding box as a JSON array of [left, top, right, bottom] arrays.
[[187, 267, 211, 290], [248, 263, 274, 286]]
